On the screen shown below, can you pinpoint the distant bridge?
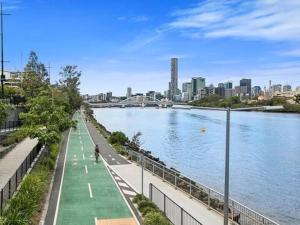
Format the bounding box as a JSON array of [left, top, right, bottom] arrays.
[[87, 96, 173, 108]]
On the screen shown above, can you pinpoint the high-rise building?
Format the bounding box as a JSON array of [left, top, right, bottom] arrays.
[[182, 82, 192, 101], [272, 84, 282, 93], [252, 86, 261, 97], [169, 58, 178, 100], [106, 92, 112, 101], [224, 81, 233, 89], [240, 78, 252, 98], [126, 87, 132, 99], [283, 85, 292, 92], [191, 77, 205, 99]]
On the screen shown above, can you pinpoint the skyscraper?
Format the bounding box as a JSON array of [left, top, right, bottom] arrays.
[[191, 77, 206, 99], [170, 58, 178, 100], [126, 87, 132, 99], [240, 78, 252, 98]]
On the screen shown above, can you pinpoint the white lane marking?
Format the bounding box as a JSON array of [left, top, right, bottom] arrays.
[[123, 189, 136, 196], [90, 154, 93, 158], [81, 146, 83, 151], [118, 182, 129, 188], [88, 183, 93, 198], [104, 158, 108, 162], [115, 177, 122, 181], [116, 161, 120, 165], [74, 154, 77, 158], [72, 162, 77, 166], [85, 165, 88, 174], [112, 158, 115, 161], [83, 154, 85, 160], [53, 128, 72, 225], [80, 140, 82, 145], [108, 154, 111, 157], [94, 217, 97, 225]]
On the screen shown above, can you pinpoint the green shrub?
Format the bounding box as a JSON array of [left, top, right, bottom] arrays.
[[138, 200, 158, 213], [133, 194, 147, 204], [144, 212, 171, 225], [141, 206, 159, 217], [0, 130, 27, 147], [113, 144, 128, 156], [109, 131, 128, 145]]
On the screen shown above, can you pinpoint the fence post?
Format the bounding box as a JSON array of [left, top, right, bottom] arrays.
[[15, 171, 18, 190], [149, 183, 152, 201], [181, 208, 183, 225], [163, 166, 165, 180], [231, 201, 234, 220], [8, 179, 11, 199], [152, 162, 155, 175], [208, 189, 211, 208], [1, 189, 3, 215], [163, 194, 166, 214], [174, 174, 177, 189], [189, 179, 192, 196]]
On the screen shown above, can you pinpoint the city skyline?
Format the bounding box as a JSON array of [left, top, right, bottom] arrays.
[[3, 0, 300, 95]]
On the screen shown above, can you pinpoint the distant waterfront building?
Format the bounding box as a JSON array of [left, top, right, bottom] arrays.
[[272, 84, 282, 93], [126, 87, 132, 99], [146, 91, 156, 100], [106, 92, 113, 102], [240, 78, 252, 99], [215, 86, 225, 98], [252, 86, 261, 97], [235, 86, 241, 97], [169, 58, 179, 101], [3, 71, 22, 88], [224, 89, 234, 99], [296, 86, 300, 93], [192, 77, 206, 100], [224, 81, 233, 89], [182, 82, 192, 101], [206, 84, 215, 96], [283, 85, 292, 92]]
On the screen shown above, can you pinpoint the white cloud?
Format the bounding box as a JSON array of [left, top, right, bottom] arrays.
[[168, 0, 300, 41]]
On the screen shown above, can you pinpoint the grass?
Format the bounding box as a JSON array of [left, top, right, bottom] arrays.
[[0, 130, 27, 147], [0, 143, 60, 225]]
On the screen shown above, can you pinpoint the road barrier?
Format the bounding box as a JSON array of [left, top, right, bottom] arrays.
[[0, 143, 44, 215], [150, 183, 202, 225], [127, 149, 280, 225]]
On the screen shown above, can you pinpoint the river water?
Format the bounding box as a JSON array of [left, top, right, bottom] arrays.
[[93, 107, 300, 225]]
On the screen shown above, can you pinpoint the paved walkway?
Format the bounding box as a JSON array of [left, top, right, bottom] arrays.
[[0, 137, 38, 189], [54, 112, 137, 225], [110, 163, 224, 225]]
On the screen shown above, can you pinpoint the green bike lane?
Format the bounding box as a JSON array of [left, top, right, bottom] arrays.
[[54, 112, 133, 225]]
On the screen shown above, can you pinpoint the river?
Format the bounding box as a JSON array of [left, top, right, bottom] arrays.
[[93, 107, 300, 225]]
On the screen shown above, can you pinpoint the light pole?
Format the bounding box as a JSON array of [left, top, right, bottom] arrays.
[[193, 105, 283, 225], [141, 154, 144, 196]]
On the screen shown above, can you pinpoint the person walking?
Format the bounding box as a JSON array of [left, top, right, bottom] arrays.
[[95, 144, 100, 163]]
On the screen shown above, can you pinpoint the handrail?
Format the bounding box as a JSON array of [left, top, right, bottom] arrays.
[[126, 148, 280, 225]]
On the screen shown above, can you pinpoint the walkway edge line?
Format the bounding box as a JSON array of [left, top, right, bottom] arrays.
[[53, 127, 72, 225]]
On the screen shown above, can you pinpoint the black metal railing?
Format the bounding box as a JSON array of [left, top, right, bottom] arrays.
[[0, 143, 44, 215], [149, 183, 203, 225], [0, 120, 21, 133]]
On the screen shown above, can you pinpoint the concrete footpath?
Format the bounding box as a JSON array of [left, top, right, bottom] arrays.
[[85, 115, 224, 225], [0, 137, 38, 189]]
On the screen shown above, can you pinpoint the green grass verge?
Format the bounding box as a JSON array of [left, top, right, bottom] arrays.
[[0, 143, 60, 225]]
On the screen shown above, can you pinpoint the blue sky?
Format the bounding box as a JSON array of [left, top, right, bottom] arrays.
[[4, 0, 300, 95]]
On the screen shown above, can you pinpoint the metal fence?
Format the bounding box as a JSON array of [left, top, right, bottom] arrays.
[[0, 143, 44, 215], [150, 183, 203, 225], [127, 149, 280, 225], [0, 120, 21, 133]]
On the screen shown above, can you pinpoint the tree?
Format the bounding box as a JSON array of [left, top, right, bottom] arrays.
[[130, 132, 143, 150], [0, 103, 8, 125], [294, 94, 300, 104], [109, 131, 128, 145], [59, 65, 82, 111], [22, 51, 49, 97], [19, 88, 75, 147]]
